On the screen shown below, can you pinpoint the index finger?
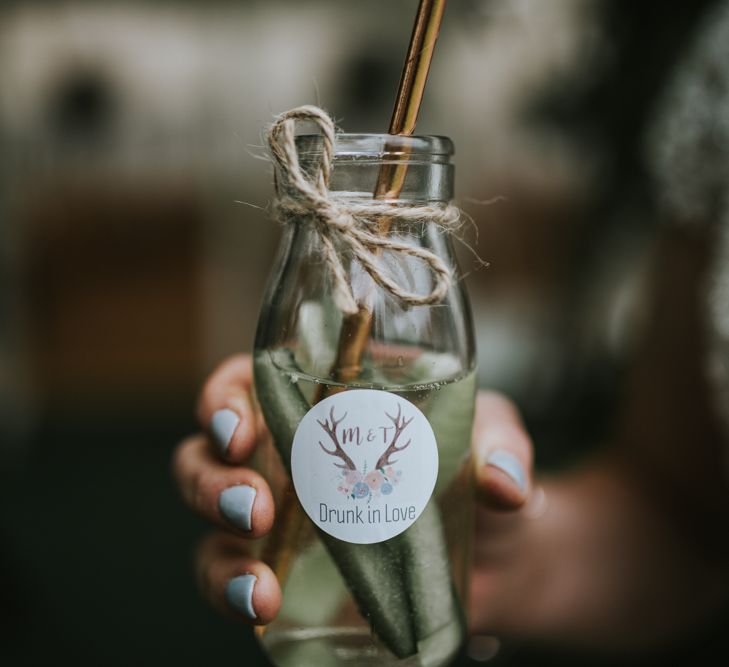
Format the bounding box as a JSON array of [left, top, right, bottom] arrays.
[[197, 354, 259, 463]]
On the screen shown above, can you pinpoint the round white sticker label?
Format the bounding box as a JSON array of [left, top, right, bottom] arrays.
[[291, 389, 438, 544]]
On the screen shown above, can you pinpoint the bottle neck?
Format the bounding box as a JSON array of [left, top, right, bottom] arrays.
[[277, 133, 454, 205]]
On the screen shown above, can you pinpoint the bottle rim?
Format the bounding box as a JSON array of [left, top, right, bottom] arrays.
[[295, 133, 454, 159]]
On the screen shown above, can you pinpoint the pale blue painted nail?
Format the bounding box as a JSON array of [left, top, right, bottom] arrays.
[[225, 574, 257, 619], [211, 408, 239, 454], [487, 449, 527, 493], [219, 485, 257, 532]]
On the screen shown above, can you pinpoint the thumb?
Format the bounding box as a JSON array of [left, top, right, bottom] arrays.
[[472, 391, 533, 510]]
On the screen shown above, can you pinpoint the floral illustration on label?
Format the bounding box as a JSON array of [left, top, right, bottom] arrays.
[[316, 404, 410, 501], [291, 389, 438, 544]]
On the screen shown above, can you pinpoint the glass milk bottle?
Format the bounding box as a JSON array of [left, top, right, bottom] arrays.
[[253, 113, 477, 667]]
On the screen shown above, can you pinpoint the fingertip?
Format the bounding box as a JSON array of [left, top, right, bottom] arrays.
[[175, 437, 275, 537], [475, 446, 530, 510], [249, 564, 282, 625], [225, 574, 258, 618], [230, 470, 275, 538], [476, 461, 529, 511], [197, 355, 258, 462], [213, 394, 257, 463], [197, 533, 282, 625], [472, 391, 534, 511], [251, 482, 275, 538], [224, 562, 281, 625], [486, 449, 527, 494], [210, 408, 240, 456], [212, 471, 275, 539]]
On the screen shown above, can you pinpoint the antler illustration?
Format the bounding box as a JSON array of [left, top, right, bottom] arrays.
[[376, 403, 413, 470], [317, 406, 357, 470]]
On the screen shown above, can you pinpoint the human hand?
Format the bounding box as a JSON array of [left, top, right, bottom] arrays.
[[171, 355, 281, 624], [172, 353, 535, 627]]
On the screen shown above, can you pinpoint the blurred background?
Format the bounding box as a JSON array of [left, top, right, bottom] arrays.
[[1, 0, 727, 665]]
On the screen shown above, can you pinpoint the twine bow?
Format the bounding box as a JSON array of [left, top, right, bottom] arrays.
[[267, 105, 457, 315]]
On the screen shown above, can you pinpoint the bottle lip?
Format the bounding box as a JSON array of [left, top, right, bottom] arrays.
[[295, 133, 454, 159]]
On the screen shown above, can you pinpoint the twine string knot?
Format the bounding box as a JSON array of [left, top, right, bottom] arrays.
[[267, 105, 457, 314]]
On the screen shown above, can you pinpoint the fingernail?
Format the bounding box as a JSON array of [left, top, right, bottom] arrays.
[[486, 449, 526, 493], [219, 484, 257, 532], [211, 408, 239, 454], [225, 574, 257, 619]]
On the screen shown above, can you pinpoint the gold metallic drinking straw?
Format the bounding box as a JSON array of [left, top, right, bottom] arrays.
[[333, 0, 448, 384], [389, 0, 447, 136], [261, 0, 448, 600]]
